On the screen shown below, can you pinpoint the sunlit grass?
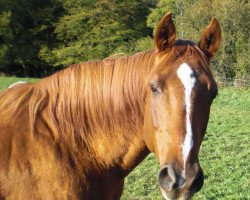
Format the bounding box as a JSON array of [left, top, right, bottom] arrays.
[[0, 77, 38, 91]]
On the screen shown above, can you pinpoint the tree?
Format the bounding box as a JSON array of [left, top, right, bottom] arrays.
[[0, 0, 63, 77], [0, 0, 12, 71], [1, 0, 248, 78], [41, 0, 154, 67]]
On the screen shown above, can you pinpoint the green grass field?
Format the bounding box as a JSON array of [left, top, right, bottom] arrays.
[[0, 77, 38, 91], [0, 77, 249, 199]]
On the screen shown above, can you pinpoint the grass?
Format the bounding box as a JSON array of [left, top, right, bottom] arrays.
[[0, 77, 249, 199], [0, 77, 38, 91]]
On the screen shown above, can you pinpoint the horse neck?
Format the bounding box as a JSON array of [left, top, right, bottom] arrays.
[[84, 51, 155, 173], [38, 50, 155, 174]]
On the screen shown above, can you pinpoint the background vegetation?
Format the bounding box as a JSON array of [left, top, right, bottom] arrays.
[[0, 0, 249, 78]]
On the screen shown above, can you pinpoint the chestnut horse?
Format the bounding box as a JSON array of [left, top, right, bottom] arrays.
[[0, 13, 221, 200]]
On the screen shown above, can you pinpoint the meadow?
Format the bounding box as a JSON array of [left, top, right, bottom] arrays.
[[0, 77, 38, 91], [0, 77, 249, 199]]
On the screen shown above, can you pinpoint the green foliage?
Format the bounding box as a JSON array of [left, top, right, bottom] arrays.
[[0, 0, 249, 79], [0, 0, 63, 77], [113, 37, 154, 55], [147, 0, 178, 31], [0, 2, 12, 69], [42, 0, 153, 66], [122, 87, 250, 199]]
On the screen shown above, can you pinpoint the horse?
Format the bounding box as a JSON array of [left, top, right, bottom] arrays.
[[0, 13, 221, 200]]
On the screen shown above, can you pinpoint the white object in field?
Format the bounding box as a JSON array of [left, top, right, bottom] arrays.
[[8, 81, 27, 89]]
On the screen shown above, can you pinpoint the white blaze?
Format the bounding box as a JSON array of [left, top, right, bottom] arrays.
[[177, 63, 196, 177]]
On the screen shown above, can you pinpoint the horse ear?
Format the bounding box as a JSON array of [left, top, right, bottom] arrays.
[[198, 18, 221, 58], [154, 12, 176, 52]]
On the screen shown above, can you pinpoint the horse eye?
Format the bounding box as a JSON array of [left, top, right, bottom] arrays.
[[150, 84, 161, 97]]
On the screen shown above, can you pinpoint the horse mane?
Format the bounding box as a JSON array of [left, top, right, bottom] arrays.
[[0, 40, 212, 148], [0, 50, 156, 147]]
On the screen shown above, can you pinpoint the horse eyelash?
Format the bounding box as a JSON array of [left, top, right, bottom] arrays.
[[149, 83, 161, 97]]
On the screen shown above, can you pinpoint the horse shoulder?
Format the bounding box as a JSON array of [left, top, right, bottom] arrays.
[[0, 114, 83, 199]]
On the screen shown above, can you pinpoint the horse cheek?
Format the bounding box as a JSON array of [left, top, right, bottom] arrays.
[[143, 102, 156, 153]]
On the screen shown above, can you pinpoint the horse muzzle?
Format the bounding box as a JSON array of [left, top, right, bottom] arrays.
[[158, 164, 204, 200]]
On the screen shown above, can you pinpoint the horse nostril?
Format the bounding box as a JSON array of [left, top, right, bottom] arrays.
[[178, 176, 185, 188], [158, 165, 177, 191]]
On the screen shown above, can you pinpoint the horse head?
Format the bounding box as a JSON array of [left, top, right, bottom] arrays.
[[143, 13, 221, 199]]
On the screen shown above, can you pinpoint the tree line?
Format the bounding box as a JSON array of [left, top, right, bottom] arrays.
[[0, 0, 249, 78]]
